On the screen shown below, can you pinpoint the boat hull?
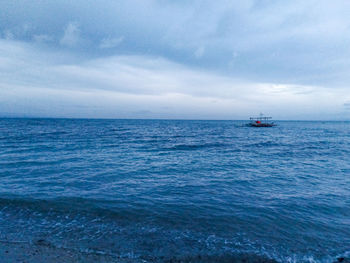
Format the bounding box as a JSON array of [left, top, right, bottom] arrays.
[[247, 123, 276, 127]]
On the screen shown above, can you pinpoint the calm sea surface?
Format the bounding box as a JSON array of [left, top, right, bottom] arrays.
[[0, 119, 349, 262]]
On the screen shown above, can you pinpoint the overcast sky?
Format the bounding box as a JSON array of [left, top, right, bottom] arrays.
[[1, 0, 350, 119]]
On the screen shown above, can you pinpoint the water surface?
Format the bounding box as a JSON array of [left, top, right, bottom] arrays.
[[0, 119, 349, 262]]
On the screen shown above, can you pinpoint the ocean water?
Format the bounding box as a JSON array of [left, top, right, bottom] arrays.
[[0, 119, 349, 262]]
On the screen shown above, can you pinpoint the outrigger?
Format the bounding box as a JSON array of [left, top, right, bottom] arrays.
[[247, 116, 276, 127]]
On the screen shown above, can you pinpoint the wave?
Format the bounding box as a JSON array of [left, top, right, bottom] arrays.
[[140, 253, 279, 262], [0, 131, 69, 141], [245, 141, 283, 148], [0, 196, 347, 263], [0, 196, 109, 214], [165, 143, 227, 151]]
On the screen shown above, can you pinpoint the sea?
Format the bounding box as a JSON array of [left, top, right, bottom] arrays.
[[0, 118, 349, 262]]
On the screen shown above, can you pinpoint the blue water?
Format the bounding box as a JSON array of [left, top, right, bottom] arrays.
[[0, 119, 349, 262]]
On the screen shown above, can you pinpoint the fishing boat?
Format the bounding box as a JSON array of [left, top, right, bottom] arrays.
[[247, 116, 276, 127]]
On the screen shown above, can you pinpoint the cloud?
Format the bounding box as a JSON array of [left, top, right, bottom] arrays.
[[33, 34, 54, 43], [60, 22, 81, 47], [344, 102, 350, 110], [3, 30, 14, 40], [0, 38, 349, 119], [194, 46, 205, 58], [1, 1, 350, 118], [99, 36, 124, 49]]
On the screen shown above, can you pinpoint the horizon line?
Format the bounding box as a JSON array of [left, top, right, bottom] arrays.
[[1, 116, 349, 122]]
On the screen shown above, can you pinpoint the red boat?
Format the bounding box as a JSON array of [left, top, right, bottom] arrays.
[[247, 116, 276, 127]]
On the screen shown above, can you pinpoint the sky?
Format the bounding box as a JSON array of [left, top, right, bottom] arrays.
[[1, 0, 350, 120]]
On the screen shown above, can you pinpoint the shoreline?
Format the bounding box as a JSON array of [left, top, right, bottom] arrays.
[[0, 239, 280, 263], [0, 240, 347, 263]]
